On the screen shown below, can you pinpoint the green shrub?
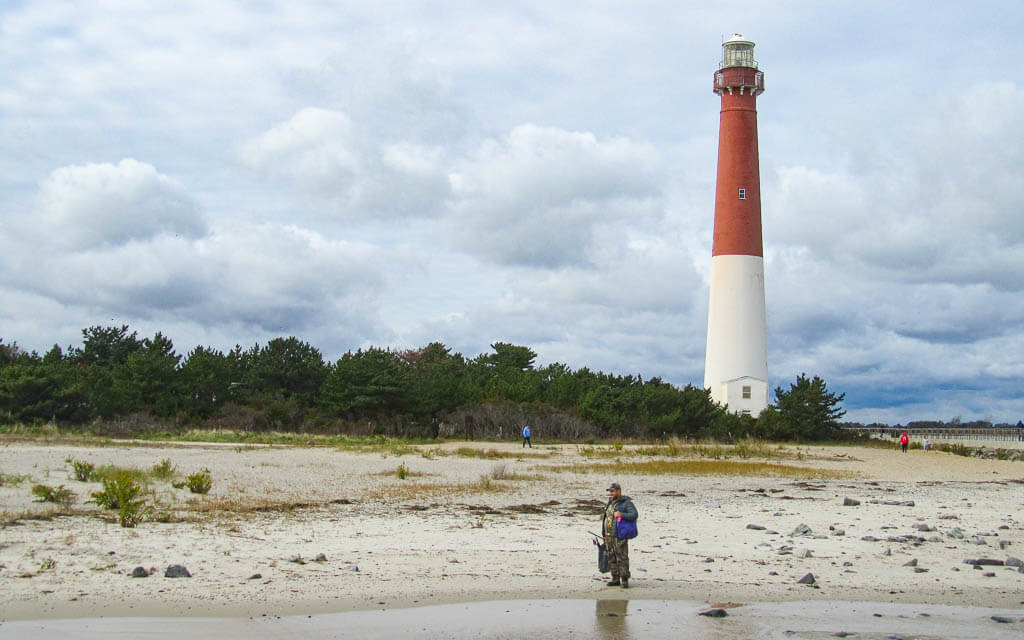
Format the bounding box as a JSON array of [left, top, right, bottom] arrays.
[[396, 463, 409, 480], [72, 460, 95, 481], [185, 469, 212, 494], [151, 458, 176, 481], [90, 473, 146, 527], [118, 500, 144, 528], [91, 473, 142, 510], [32, 483, 76, 507]]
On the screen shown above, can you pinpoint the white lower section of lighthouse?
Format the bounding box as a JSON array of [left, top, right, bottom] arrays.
[[704, 254, 769, 416]]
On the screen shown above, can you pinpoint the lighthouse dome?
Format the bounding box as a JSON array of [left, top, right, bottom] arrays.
[[721, 34, 757, 69]]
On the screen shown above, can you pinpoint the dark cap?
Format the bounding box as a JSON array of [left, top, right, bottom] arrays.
[[606, 482, 621, 491]]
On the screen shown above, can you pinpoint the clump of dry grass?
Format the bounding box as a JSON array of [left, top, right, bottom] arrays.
[[578, 438, 798, 462], [1, 507, 63, 526], [0, 471, 33, 486], [185, 496, 326, 515], [446, 447, 554, 460], [548, 459, 848, 480], [369, 479, 513, 503]]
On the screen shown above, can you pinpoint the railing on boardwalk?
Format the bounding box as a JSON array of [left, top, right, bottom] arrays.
[[841, 427, 1024, 442]]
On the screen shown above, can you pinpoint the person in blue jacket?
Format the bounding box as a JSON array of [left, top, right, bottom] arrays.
[[522, 424, 532, 448], [601, 482, 638, 588]]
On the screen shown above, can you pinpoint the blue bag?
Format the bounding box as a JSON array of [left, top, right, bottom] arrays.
[[616, 518, 638, 540]]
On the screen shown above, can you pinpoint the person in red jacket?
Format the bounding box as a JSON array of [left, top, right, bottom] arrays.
[[899, 431, 909, 453]]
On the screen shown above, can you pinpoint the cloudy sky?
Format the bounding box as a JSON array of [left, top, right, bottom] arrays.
[[2, 1, 1022, 425]]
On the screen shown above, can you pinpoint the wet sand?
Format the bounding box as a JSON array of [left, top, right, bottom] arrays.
[[1, 599, 1022, 639]]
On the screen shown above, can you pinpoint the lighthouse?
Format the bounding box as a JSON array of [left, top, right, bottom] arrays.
[[703, 34, 769, 416]]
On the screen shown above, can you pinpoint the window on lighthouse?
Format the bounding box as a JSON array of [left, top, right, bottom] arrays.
[[738, 188, 746, 200], [742, 385, 751, 399]]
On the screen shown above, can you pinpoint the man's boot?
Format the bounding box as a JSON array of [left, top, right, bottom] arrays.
[[621, 578, 629, 589], [606, 577, 620, 587]]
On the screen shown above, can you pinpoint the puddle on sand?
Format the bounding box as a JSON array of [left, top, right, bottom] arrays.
[[1, 599, 1021, 639]]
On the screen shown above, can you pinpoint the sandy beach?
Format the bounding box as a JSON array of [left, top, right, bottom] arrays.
[[1, 438, 1022, 633]]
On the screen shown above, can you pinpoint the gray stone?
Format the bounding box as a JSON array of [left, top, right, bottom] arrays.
[[314, 553, 327, 562], [130, 566, 149, 578], [698, 608, 728, 617], [999, 540, 1011, 550], [982, 571, 996, 577], [796, 549, 813, 559], [248, 573, 262, 579], [791, 524, 813, 537], [914, 524, 935, 532], [903, 558, 918, 567], [164, 564, 191, 578], [965, 558, 1004, 566], [990, 616, 1014, 623], [797, 572, 815, 584], [746, 523, 766, 530], [861, 536, 879, 542], [913, 567, 928, 573], [948, 528, 965, 539], [1006, 557, 1023, 568], [703, 557, 715, 563], [343, 565, 360, 572], [843, 497, 860, 506]]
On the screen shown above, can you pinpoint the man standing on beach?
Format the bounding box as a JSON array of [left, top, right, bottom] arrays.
[[522, 424, 532, 448], [602, 482, 637, 588], [899, 431, 909, 453]]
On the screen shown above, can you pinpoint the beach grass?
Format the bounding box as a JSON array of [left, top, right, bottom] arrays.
[[546, 458, 848, 480]]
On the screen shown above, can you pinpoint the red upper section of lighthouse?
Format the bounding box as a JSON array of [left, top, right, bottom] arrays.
[[711, 37, 765, 258]]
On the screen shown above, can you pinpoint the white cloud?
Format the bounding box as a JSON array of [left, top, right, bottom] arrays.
[[445, 124, 663, 266], [239, 108, 362, 193], [1, 156, 393, 346], [29, 159, 205, 250], [239, 107, 450, 218]]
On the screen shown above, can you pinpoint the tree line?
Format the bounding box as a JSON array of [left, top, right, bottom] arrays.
[[0, 325, 847, 441]]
